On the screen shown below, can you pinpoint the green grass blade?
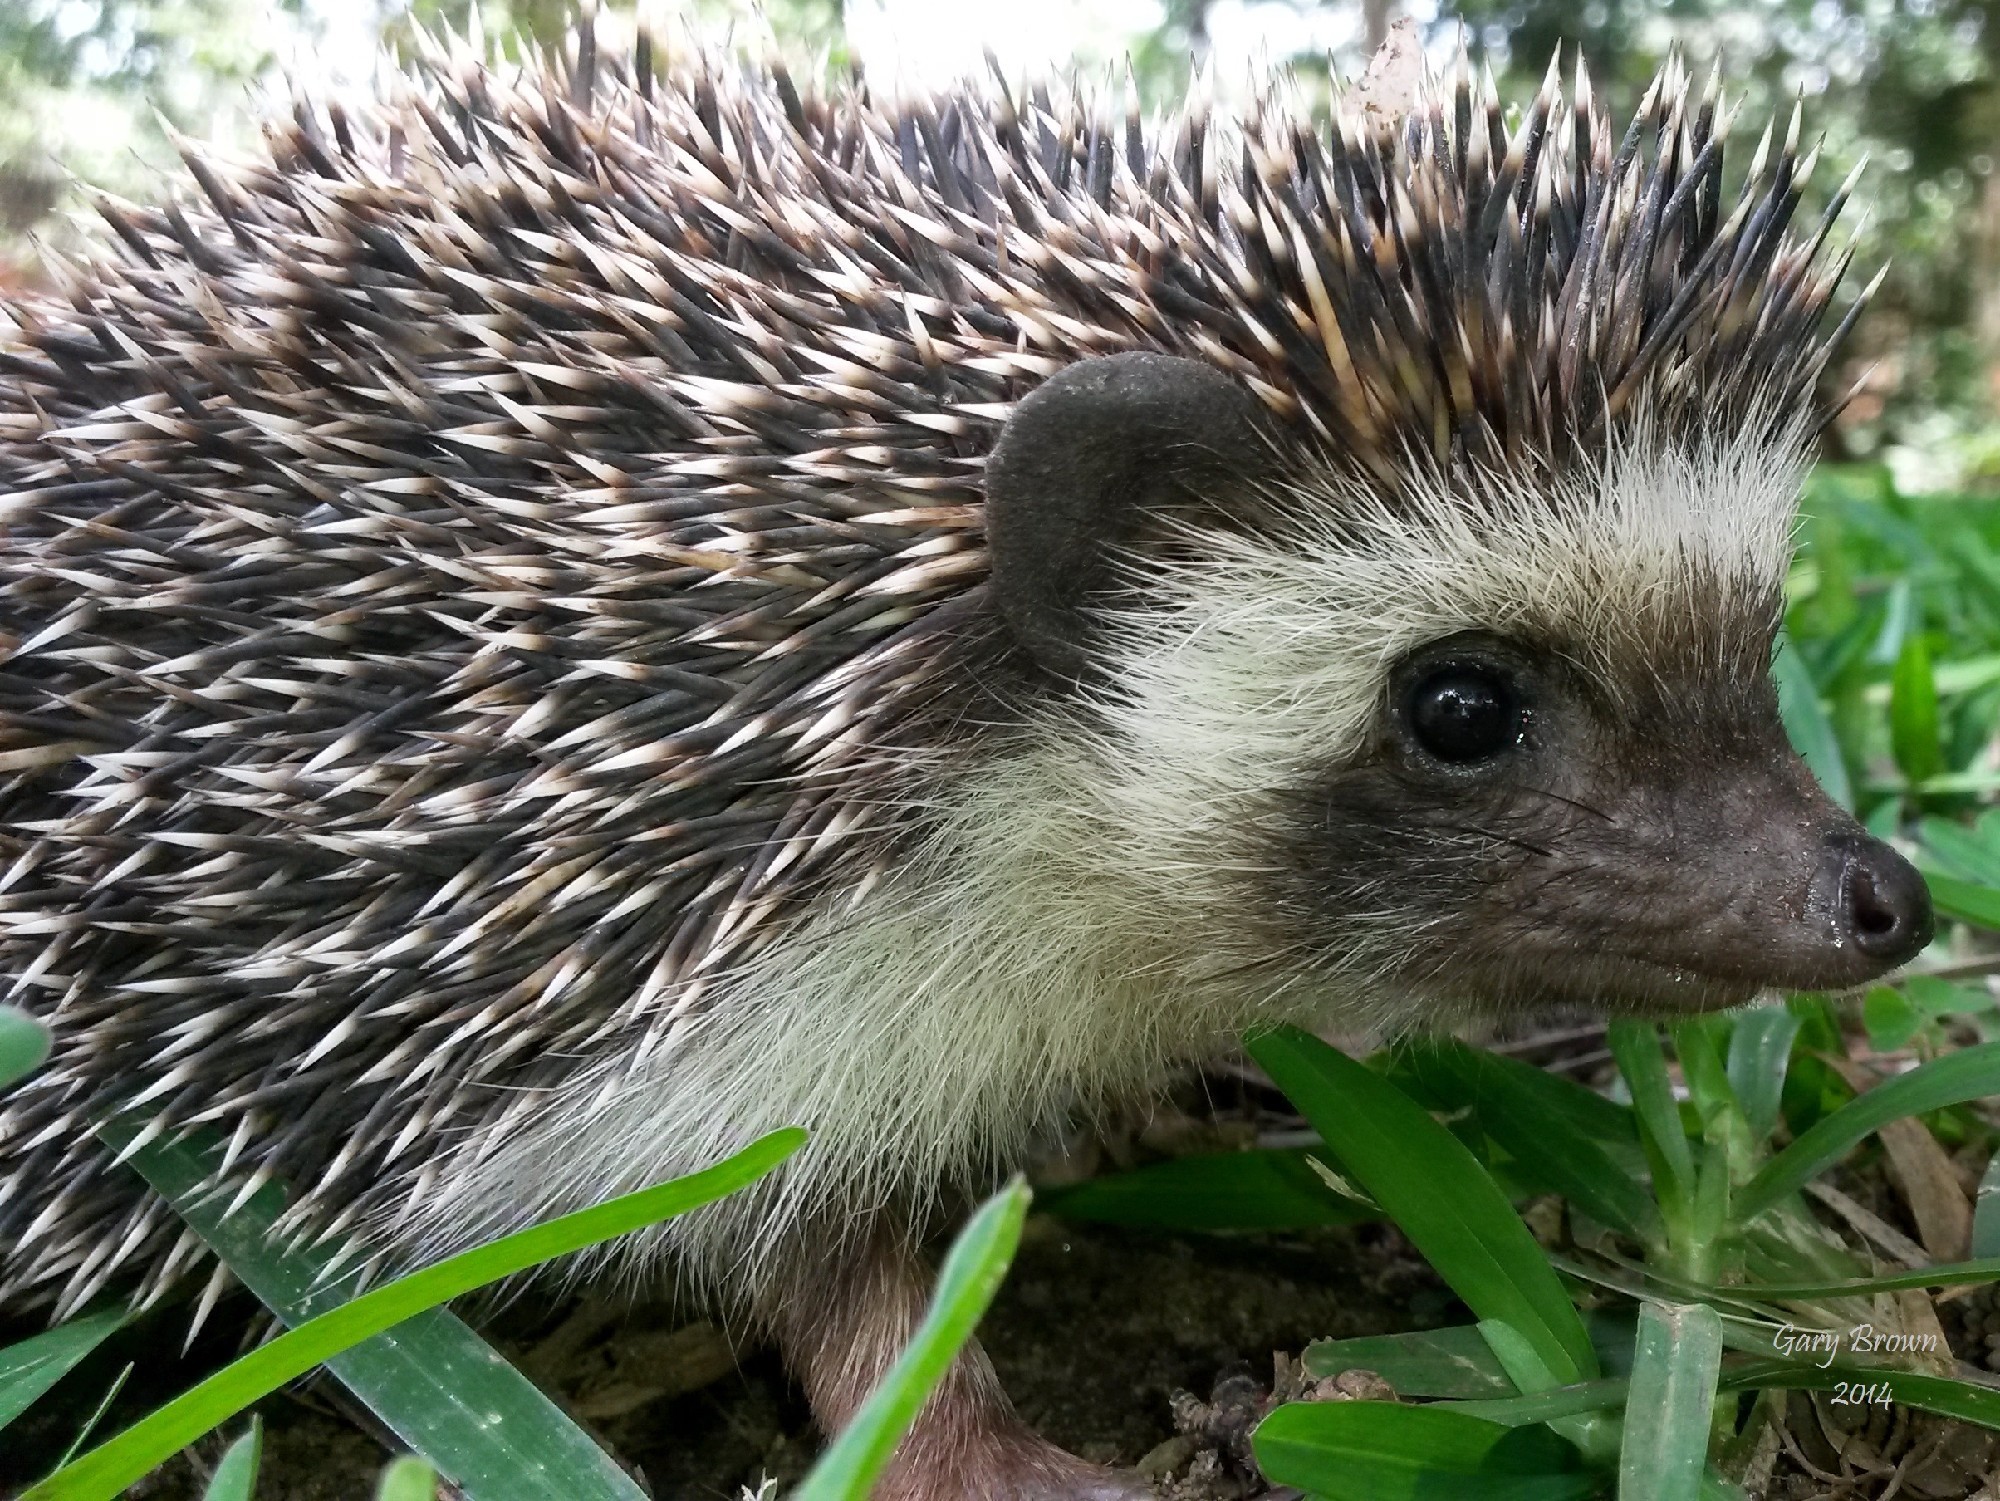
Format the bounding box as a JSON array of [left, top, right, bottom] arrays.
[[1671, 1018, 1736, 1131], [54, 1366, 131, 1471], [1038, 1148, 1375, 1231], [1391, 1038, 1641, 1150], [1253, 1400, 1596, 1500], [1871, 577, 1915, 668], [1863, 986, 1925, 1053], [99, 1123, 787, 1501], [1443, 1378, 1634, 1426], [315, 1312, 634, 1501], [1975, 1152, 2000, 1258], [1473, 1317, 1624, 1464], [1477, 1319, 1553, 1390], [1932, 653, 2000, 698], [1926, 874, 2000, 930], [1773, 637, 1853, 810], [0, 1005, 50, 1093], [1311, 1316, 1642, 1400], [1248, 1026, 1597, 1388], [1608, 1022, 1695, 1217], [1710, 1256, 2000, 1297], [97, 1118, 644, 1501], [1302, 1327, 1516, 1398], [1918, 818, 2000, 886], [1890, 634, 1943, 785], [0, 1312, 126, 1433], [27, 1127, 804, 1501], [1901, 974, 1996, 1019], [1721, 1361, 2000, 1429], [201, 1421, 262, 1501], [1618, 1302, 1723, 1501], [375, 1457, 439, 1501], [792, 1180, 1029, 1501], [1395, 1039, 1657, 1240], [1738, 1041, 2000, 1219], [1725, 1005, 1801, 1140]]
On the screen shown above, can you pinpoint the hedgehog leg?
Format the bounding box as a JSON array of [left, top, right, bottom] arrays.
[[765, 1221, 1152, 1500]]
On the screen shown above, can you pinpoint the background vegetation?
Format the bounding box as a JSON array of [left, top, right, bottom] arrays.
[[0, 0, 1995, 485]]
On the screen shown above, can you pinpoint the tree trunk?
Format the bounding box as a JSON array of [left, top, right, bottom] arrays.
[[1363, 0, 1397, 56], [1980, 163, 2000, 419]]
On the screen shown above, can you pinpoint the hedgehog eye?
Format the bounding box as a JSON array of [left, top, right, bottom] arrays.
[[1406, 665, 1523, 764]]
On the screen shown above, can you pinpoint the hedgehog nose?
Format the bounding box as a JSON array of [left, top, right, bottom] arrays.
[[1831, 835, 1933, 967]]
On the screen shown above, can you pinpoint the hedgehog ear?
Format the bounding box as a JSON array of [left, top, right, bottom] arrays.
[[984, 351, 1273, 680]]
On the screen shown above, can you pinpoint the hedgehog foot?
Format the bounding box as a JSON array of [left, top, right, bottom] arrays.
[[765, 1222, 1155, 1499], [863, 1414, 1155, 1501]]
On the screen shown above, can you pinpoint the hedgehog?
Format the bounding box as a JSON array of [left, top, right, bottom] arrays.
[[0, 20, 1933, 1501]]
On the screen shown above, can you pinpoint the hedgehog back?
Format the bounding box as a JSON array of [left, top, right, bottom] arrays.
[[0, 58, 1061, 1320]]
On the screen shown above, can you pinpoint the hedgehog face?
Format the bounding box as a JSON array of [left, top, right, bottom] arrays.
[[1110, 507, 1929, 1019], [1271, 621, 1929, 1015], [986, 353, 1931, 1024]]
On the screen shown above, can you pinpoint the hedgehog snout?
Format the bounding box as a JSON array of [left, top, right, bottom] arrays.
[[1818, 832, 1934, 972], [1560, 756, 1936, 1005]]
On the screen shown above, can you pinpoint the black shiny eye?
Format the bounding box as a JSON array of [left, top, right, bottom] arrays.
[[1407, 666, 1522, 764]]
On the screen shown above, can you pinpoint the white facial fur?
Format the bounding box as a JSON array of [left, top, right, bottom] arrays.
[[412, 421, 1807, 1298]]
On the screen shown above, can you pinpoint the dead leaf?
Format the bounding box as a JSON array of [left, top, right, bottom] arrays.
[[1889, 1287, 1958, 1377], [1881, 1115, 1974, 1262]]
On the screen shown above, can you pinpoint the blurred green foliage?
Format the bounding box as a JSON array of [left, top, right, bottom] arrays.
[[0, 2, 844, 270], [1129, 0, 2000, 484], [0, 1, 303, 248], [1427, 0, 2000, 487], [0, 0, 1993, 471], [389, 0, 847, 63], [1789, 464, 2000, 817]]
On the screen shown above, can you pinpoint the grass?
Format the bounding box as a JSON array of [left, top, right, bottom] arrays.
[[0, 1110, 1022, 1499], [20, 1129, 805, 1500], [1241, 1020, 2000, 1498]]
